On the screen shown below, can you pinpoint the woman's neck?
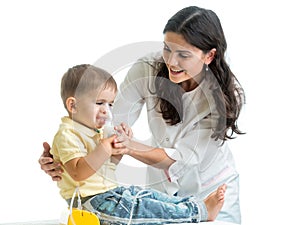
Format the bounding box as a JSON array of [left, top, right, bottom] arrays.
[[180, 75, 202, 92]]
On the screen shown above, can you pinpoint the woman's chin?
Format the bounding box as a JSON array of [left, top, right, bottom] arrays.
[[169, 75, 186, 84]]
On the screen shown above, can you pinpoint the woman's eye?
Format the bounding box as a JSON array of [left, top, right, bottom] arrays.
[[163, 45, 171, 52], [96, 102, 104, 105], [179, 53, 189, 58]]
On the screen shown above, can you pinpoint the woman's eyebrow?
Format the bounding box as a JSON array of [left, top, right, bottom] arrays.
[[163, 42, 192, 54], [176, 50, 192, 54]]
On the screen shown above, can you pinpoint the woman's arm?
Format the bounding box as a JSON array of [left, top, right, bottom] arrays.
[[128, 145, 175, 170], [113, 138, 175, 170]]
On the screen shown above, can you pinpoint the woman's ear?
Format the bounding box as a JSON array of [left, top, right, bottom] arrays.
[[205, 48, 216, 65], [66, 97, 77, 114]]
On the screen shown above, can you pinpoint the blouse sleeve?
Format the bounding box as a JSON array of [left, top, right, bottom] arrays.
[[167, 125, 222, 183], [163, 79, 222, 184], [113, 57, 155, 126]]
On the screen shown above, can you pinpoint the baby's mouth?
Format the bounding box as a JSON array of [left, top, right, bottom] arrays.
[[96, 117, 106, 125]]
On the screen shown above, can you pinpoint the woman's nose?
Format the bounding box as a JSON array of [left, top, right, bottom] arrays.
[[167, 53, 178, 66]]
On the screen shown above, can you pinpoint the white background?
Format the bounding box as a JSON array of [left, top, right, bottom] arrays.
[[0, 0, 299, 224]]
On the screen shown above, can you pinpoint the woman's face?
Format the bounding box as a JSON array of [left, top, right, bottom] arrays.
[[163, 32, 207, 88]]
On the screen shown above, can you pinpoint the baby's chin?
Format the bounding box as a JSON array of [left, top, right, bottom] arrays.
[[94, 123, 104, 129]]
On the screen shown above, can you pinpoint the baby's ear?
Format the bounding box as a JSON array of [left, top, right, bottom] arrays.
[[66, 97, 77, 113]]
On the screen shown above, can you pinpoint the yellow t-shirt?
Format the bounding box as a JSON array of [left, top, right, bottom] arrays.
[[50, 116, 117, 200]]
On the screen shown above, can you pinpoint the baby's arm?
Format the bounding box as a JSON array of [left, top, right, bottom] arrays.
[[111, 154, 123, 165], [64, 135, 116, 181], [112, 123, 175, 170]]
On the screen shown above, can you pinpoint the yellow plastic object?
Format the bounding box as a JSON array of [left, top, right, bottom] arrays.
[[67, 208, 100, 225]]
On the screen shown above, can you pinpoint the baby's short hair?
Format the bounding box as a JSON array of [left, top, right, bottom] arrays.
[[60, 64, 117, 109]]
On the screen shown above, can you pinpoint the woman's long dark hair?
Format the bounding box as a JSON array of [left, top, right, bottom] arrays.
[[154, 6, 245, 141]]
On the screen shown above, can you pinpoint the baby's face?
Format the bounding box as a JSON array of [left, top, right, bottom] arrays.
[[73, 87, 117, 130]]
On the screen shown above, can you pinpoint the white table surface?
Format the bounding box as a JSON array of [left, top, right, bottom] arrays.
[[2, 219, 237, 225], [169, 221, 237, 225]]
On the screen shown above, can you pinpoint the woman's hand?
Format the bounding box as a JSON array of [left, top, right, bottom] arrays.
[[119, 122, 133, 139], [114, 122, 133, 144], [38, 142, 63, 181], [111, 122, 132, 154]]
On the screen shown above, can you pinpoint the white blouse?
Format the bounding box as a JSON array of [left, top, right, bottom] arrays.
[[113, 52, 239, 198]]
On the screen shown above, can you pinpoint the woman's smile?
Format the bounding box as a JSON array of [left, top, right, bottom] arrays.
[[169, 67, 185, 76]]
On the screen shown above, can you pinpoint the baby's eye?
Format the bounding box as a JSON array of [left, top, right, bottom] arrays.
[[95, 102, 113, 107]]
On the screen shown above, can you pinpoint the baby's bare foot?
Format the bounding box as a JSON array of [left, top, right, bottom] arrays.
[[204, 184, 226, 221]]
